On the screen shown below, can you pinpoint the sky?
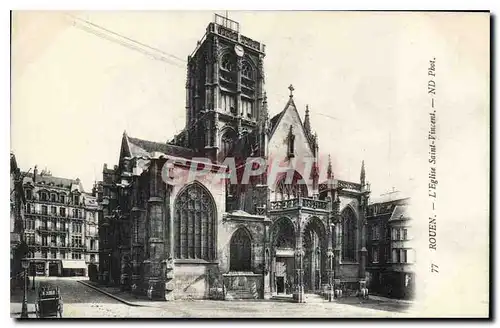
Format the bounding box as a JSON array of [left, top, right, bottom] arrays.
[[11, 11, 454, 196]]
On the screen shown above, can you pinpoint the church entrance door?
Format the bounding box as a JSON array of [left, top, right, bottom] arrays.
[[276, 276, 285, 294], [274, 256, 294, 294], [270, 217, 296, 295], [302, 217, 327, 294]]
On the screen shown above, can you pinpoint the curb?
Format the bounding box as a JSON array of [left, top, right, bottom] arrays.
[[368, 295, 415, 305], [77, 280, 144, 307]]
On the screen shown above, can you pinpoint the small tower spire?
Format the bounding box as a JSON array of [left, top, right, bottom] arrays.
[[304, 105, 311, 136], [327, 154, 333, 180], [262, 92, 268, 120], [360, 160, 366, 186]]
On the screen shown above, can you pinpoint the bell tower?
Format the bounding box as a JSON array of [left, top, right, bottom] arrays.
[[184, 14, 266, 162]]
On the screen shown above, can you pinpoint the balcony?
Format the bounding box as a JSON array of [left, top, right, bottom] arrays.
[[37, 242, 65, 249], [71, 243, 86, 250], [269, 197, 329, 211], [26, 210, 71, 220], [36, 227, 69, 234], [36, 227, 51, 234], [26, 197, 84, 207], [27, 242, 41, 248]]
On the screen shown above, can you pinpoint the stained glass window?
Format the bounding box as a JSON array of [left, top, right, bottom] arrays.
[[221, 54, 234, 72], [275, 171, 308, 201], [241, 61, 253, 79], [174, 183, 216, 260], [341, 207, 356, 261]]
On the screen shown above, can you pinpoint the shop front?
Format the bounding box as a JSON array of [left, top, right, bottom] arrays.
[[61, 260, 87, 277]]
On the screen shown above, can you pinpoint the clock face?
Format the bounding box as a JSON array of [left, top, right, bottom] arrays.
[[234, 44, 244, 57]]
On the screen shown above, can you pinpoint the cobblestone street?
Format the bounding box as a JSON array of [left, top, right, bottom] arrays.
[[11, 277, 414, 318]]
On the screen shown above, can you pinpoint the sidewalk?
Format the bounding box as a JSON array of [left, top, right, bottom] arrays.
[[10, 282, 42, 318], [78, 280, 157, 307], [369, 294, 415, 305], [81, 280, 415, 307]]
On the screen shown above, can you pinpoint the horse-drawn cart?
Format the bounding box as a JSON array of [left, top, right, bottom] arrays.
[[34, 286, 63, 318]]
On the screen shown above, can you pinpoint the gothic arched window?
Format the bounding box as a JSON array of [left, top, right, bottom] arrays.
[[221, 54, 234, 72], [272, 218, 295, 249], [275, 171, 308, 201], [174, 183, 216, 260], [341, 207, 356, 262], [241, 61, 253, 79], [220, 129, 237, 160], [230, 228, 252, 271]]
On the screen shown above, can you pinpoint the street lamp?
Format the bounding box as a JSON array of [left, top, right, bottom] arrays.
[[32, 261, 36, 290], [20, 258, 29, 318]]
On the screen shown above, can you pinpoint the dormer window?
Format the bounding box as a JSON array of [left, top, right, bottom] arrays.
[[25, 189, 32, 200], [74, 195, 79, 205], [60, 195, 65, 204], [40, 192, 48, 201], [51, 193, 57, 202]]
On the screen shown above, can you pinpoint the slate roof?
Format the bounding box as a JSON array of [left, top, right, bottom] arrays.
[[389, 204, 410, 222], [22, 173, 81, 190], [270, 110, 284, 132], [369, 191, 409, 205], [126, 135, 200, 159]]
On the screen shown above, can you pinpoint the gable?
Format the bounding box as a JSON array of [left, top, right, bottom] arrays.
[[268, 101, 315, 162]]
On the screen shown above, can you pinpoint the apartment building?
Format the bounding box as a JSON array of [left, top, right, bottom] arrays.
[[22, 166, 99, 277], [365, 191, 414, 299]]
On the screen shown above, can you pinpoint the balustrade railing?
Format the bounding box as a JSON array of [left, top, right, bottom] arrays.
[[270, 198, 329, 211], [302, 198, 328, 210], [337, 180, 362, 191]]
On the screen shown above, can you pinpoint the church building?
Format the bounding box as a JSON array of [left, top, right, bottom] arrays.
[[97, 15, 371, 302]]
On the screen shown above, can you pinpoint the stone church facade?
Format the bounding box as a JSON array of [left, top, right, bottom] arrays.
[[97, 15, 371, 302]]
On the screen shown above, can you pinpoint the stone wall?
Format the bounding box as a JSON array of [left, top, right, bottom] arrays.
[[339, 263, 359, 280], [219, 219, 266, 273], [173, 262, 221, 299], [223, 273, 263, 299]]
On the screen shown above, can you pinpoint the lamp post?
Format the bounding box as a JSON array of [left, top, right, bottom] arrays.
[[20, 258, 29, 318], [32, 262, 36, 290]]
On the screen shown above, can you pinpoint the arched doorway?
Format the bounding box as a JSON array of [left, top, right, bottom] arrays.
[[302, 217, 327, 293], [270, 218, 296, 295], [230, 228, 252, 272]]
